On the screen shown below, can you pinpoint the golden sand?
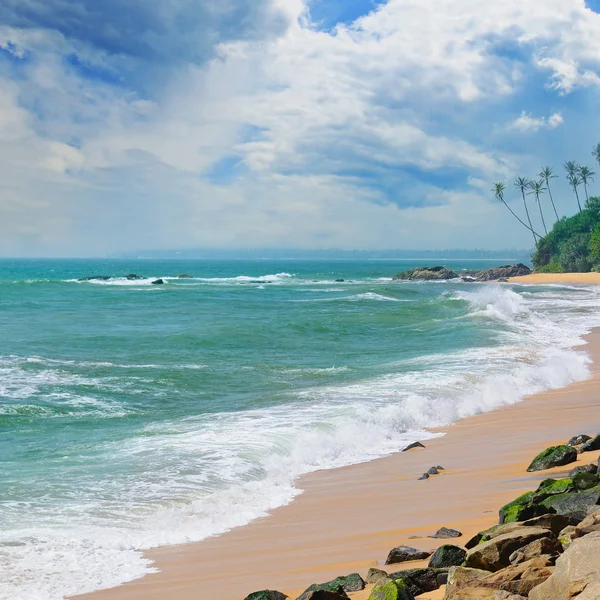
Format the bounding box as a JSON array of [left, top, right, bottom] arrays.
[[77, 334, 600, 600], [509, 273, 600, 285]]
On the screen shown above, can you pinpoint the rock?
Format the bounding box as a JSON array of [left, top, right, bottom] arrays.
[[580, 434, 600, 452], [567, 434, 592, 447], [444, 566, 491, 597], [478, 558, 554, 596], [388, 568, 443, 595], [245, 592, 288, 600], [393, 266, 458, 281], [529, 531, 600, 600], [301, 574, 364, 594], [78, 275, 111, 281], [367, 578, 414, 600], [507, 536, 562, 565], [466, 264, 531, 282], [446, 590, 526, 599], [572, 471, 600, 491], [427, 467, 440, 475], [297, 591, 349, 600], [366, 568, 389, 584], [533, 478, 574, 502], [430, 527, 462, 539], [540, 485, 600, 522], [436, 465, 445, 471], [498, 491, 544, 524], [574, 508, 600, 535], [418, 473, 429, 480], [151, 279, 165, 285], [464, 527, 554, 572], [569, 464, 597, 477], [402, 442, 425, 452], [385, 546, 432, 565], [558, 525, 579, 549], [335, 279, 345, 282], [520, 514, 575, 535], [125, 274, 146, 280], [527, 446, 578, 472], [428, 545, 466, 568], [177, 274, 193, 278]]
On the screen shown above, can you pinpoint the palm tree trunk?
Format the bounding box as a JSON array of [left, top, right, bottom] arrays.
[[584, 183, 589, 202], [521, 190, 538, 243], [501, 199, 540, 240], [574, 187, 582, 212], [547, 182, 559, 220], [536, 194, 548, 235]]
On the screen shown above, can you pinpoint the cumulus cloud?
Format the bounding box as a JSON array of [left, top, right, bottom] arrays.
[[1, 0, 600, 255]]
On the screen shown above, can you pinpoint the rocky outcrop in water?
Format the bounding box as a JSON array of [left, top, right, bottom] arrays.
[[393, 266, 458, 281], [465, 264, 531, 281]]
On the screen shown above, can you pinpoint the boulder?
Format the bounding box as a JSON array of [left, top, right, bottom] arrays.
[[529, 531, 600, 600], [367, 578, 414, 600], [572, 471, 599, 491], [402, 441, 425, 452], [428, 545, 466, 568], [393, 266, 458, 281], [532, 478, 574, 502], [507, 536, 562, 565], [443, 567, 492, 598], [300, 574, 364, 595], [245, 592, 288, 600], [569, 464, 597, 477], [477, 558, 554, 596], [567, 434, 592, 447], [558, 525, 579, 549], [446, 591, 526, 599], [468, 264, 531, 282], [297, 591, 349, 600], [386, 546, 432, 565], [78, 275, 111, 281], [418, 473, 429, 480], [125, 274, 146, 280], [177, 274, 193, 278], [427, 467, 440, 475], [521, 514, 575, 535], [151, 279, 165, 285], [580, 434, 600, 452], [430, 527, 462, 539], [574, 508, 600, 536], [540, 485, 600, 521], [498, 491, 546, 524], [527, 446, 578, 472], [464, 527, 553, 572], [388, 568, 445, 595], [366, 569, 389, 584]]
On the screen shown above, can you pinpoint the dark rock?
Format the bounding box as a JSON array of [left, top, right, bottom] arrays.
[[427, 467, 440, 475], [497, 278, 509, 283], [465, 264, 531, 282], [540, 485, 600, 522], [436, 465, 445, 471], [572, 471, 600, 491], [301, 574, 364, 595], [296, 591, 349, 600], [499, 491, 547, 524], [418, 473, 429, 480], [521, 514, 576, 536], [402, 442, 425, 452], [335, 279, 345, 282], [386, 546, 432, 565], [78, 275, 111, 281], [393, 266, 458, 281], [465, 532, 485, 549], [151, 279, 165, 285], [125, 274, 146, 280], [569, 464, 597, 477], [388, 568, 444, 595], [428, 545, 467, 568], [533, 478, 574, 503], [567, 434, 592, 447], [437, 571, 448, 586], [580, 434, 600, 452], [527, 446, 578, 472], [430, 527, 462, 539], [177, 274, 193, 278], [366, 568, 389, 584], [465, 527, 554, 572], [367, 579, 413, 600], [245, 591, 288, 600]]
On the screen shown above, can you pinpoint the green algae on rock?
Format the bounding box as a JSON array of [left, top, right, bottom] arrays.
[[526, 446, 577, 472]]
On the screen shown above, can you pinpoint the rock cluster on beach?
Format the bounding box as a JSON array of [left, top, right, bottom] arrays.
[[392, 264, 532, 282], [244, 431, 600, 600]]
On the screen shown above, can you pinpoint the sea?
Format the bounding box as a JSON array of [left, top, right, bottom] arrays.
[[1, 258, 599, 600]]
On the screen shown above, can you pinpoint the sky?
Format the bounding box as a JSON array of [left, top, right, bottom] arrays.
[[1, 0, 600, 256]]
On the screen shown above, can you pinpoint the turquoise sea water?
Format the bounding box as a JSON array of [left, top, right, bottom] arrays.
[[1, 259, 599, 599]]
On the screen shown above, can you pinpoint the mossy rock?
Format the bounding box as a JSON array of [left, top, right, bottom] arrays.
[[368, 579, 413, 600], [572, 471, 600, 491], [499, 491, 536, 524], [302, 573, 364, 594], [245, 592, 288, 600], [533, 478, 574, 502], [540, 485, 600, 521], [527, 445, 577, 472], [428, 545, 466, 569]]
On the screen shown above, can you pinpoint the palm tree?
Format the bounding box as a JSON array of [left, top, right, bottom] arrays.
[[528, 179, 548, 235], [578, 165, 595, 202], [592, 143, 600, 169], [515, 176, 537, 243], [492, 183, 540, 242], [539, 166, 560, 221], [565, 161, 583, 212]]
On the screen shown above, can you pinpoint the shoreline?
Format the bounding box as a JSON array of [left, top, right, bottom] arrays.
[[78, 328, 600, 600], [508, 272, 600, 285]]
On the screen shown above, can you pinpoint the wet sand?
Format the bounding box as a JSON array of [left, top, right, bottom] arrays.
[[78, 333, 600, 600], [509, 273, 600, 285]]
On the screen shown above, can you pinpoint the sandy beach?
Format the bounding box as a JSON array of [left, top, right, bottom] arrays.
[[509, 272, 600, 285], [77, 325, 600, 600]]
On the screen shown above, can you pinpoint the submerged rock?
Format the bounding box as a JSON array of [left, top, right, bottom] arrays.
[[385, 546, 432, 565], [527, 446, 578, 472], [428, 545, 466, 568], [177, 274, 193, 278], [125, 274, 146, 280], [245, 591, 288, 600], [78, 275, 111, 281], [151, 279, 165, 285], [402, 441, 425, 452], [393, 266, 458, 281]]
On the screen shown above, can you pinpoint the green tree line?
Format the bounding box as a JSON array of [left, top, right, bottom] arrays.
[[493, 143, 600, 272]]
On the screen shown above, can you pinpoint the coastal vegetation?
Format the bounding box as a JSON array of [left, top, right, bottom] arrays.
[[493, 143, 600, 273]]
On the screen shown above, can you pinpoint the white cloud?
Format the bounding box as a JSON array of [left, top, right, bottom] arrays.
[[509, 111, 564, 132]]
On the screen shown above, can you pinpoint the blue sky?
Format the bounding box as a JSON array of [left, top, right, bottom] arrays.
[[1, 0, 600, 255]]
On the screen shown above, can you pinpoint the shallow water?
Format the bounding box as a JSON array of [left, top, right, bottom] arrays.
[[1, 258, 598, 599]]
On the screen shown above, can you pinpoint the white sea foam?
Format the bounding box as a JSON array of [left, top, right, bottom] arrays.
[[2, 284, 600, 599]]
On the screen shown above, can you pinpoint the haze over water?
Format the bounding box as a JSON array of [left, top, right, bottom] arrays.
[[1, 258, 599, 599]]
